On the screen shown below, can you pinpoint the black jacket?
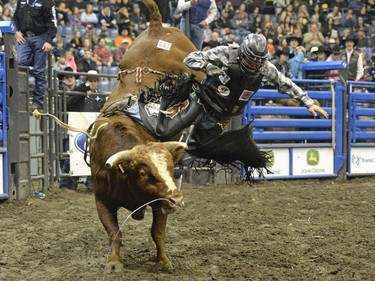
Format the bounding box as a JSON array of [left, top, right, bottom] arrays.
[[67, 83, 104, 112]]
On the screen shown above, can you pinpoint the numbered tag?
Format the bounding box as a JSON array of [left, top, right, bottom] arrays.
[[157, 40, 172, 51]]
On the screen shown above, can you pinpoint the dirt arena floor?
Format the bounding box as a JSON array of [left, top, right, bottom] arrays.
[[0, 178, 374, 281]]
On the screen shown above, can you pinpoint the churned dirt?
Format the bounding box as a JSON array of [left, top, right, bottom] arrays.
[[0, 178, 374, 281]]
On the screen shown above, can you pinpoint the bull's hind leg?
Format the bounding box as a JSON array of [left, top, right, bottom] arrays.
[[95, 199, 124, 273], [151, 209, 173, 270]]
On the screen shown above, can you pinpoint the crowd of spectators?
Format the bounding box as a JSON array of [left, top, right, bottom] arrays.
[[1, 0, 374, 83]]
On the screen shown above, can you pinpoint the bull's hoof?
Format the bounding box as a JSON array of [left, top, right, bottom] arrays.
[[155, 260, 174, 272], [105, 261, 125, 273]]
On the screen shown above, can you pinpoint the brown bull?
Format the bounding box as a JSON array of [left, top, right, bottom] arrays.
[[89, 0, 203, 273]]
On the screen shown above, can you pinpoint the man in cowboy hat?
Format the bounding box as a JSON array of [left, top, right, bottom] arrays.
[[271, 47, 294, 78], [286, 34, 305, 79], [317, 45, 332, 62], [341, 35, 364, 81]]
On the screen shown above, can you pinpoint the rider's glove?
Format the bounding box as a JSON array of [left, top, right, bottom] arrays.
[[206, 63, 224, 76]]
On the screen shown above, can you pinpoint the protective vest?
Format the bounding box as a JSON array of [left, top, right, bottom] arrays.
[[198, 47, 263, 120], [341, 50, 360, 81], [185, 0, 211, 24]]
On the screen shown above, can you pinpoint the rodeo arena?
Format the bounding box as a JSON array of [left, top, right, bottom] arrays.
[[1, 0, 375, 280]]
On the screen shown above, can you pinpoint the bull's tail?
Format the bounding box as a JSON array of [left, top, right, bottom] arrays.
[[143, 0, 162, 36], [32, 110, 109, 140]]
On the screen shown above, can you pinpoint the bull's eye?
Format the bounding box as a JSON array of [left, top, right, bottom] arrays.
[[138, 168, 148, 179]]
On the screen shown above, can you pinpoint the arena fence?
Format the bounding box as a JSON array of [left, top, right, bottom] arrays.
[[0, 52, 8, 200]]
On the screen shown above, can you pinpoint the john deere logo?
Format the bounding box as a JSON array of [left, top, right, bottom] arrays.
[[307, 149, 319, 166]]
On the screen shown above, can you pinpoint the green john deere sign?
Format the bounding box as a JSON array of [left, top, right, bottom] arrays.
[[307, 149, 319, 166]]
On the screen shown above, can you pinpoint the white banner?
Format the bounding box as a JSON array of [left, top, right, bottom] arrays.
[[68, 112, 99, 176], [292, 148, 334, 176], [254, 148, 290, 178], [350, 147, 375, 174]]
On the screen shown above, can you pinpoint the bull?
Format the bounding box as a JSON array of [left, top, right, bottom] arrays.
[[89, 0, 204, 273]]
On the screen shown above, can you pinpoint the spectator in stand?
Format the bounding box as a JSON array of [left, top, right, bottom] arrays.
[[93, 38, 114, 67], [77, 49, 99, 72], [52, 39, 66, 63], [53, 53, 69, 73], [113, 38, 129, 64], [297, 4, 310, 20], [358, 5, 371, 25], [249, 14, 263, 34], [356, 28, 372, 62], [286, 34, 305, 79], [364, 53, 375, 82], [65, 49, 78, 71], [109, 0, 122, 12], [222, 1, 235, 19], [327, 5, 343, 28], [202, 31, 220, 49], [295, 16, 309, 35], [68, 0, 87, 14], [98, 26, 114, 48], [177, 0, 218, 50], [235, 3, 248, 19], [316, 45, 331, 62], [279, 3, 296, 24], [354, 16, 370, 34], [1, 7, 12, 21], [114, 27, 133, 47], [98, 3, 117, 29], [80, 3, 99, 27], [308, 46, 319, 62], [270, 46, 293, 78], [367, 0, 375, 19], [303, 23, 325, 51], [279, 15, 296, 36], [322, 17, 339, 45], [68, 6, 82, 27], [212, 9, 232, 31], [327, 38, 338, 51], [248, 5, 261, 27], [56, 2, 70, 26], [310, 3, 326, 25], [339, 28, 352, 48], [129, 3, 148, 34], [341, 35, 364, 81], [348, 0, 363, 13], [4, 0, 17, 17], [327, 45, 342, 81], [69, 30, 83, 51], [83, 24, 98, 48], [262, 14, 276, 40], [229, 9, 249, 32], [116, 7, 131, 36], [341, 8, 357, 28]]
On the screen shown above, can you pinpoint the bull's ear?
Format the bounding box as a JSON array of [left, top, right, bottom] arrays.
[[163, 142, 187, 163]]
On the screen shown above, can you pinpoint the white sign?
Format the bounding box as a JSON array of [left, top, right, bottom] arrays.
[[254, 148, 290, 178], [157, 40, 172, 51], [350, 147, 375, 174], [292, 148, 334, 176], [68, 112, 99, 176]]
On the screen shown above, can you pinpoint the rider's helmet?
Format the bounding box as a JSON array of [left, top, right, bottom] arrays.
[[239, 33, 268, 75]]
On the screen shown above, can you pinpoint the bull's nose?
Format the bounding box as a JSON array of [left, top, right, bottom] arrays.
[[170, 195, 184, 207]]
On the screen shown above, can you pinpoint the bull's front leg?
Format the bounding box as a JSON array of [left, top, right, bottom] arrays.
[[96, 199, 124, 273], [151, 209, 173, 270]]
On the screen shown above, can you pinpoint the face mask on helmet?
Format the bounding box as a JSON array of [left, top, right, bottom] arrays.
[[239, 33, 268, 75]]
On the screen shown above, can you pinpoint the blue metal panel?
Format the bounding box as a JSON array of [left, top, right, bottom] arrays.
[[0, 21, 16, 34], [302, 60, 348, 71]]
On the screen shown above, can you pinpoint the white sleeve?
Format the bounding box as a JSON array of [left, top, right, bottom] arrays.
[[356, 54, 364, 81]]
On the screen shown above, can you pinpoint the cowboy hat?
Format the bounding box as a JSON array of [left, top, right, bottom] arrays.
[[58, 66, 78, 81], [276, 47, 294, 59], [286, 34, 303, 45], [85, 70, 101, 82], [331, 45, 341, 55], [342, 35, 358, 45]]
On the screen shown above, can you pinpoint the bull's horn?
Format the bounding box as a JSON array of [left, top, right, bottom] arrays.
[[163, 142, 187, 153], [105, 150, 134, 169]]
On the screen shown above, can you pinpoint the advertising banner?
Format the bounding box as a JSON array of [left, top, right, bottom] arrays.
[[292, 148, 334, 176], [263, 148, 290, 178], [68, 112, 99, 176], [350, 147, 375, 174]]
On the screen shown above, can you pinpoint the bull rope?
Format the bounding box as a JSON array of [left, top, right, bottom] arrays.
[[118, 66, 164, 83], [32, 109, 110, 140]]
